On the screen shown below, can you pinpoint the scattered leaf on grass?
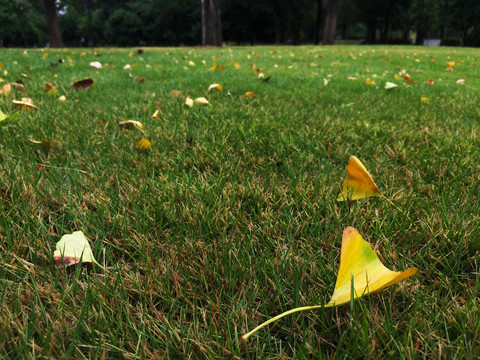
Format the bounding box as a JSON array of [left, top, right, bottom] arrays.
[[118, 120, 144, 130], [90, 61, 102, 69], [12, 98, 38, 109], [136, 138, 151, 150], [421, 97, 430, 104], [427, 79, 434, 85], [185, 96, 194, 107], [244, 91, 254, 98], [208, 83, 222, 92], [151, 109, 159, 120], [365, 78, 375, 86], [404, 74, 418, 84], [54, 231, 101, 268], [29, 139, 62, 150], [242, 226, 418, 340], [171, 89, 182, 96], [194, 97, 210, 105], [0, 109, 7, 122], [123, 64, 132, 70], [385, 82, 398, 89], [58, 95, 66, 101], [337, 155, 381, 201], [456, 79, 466, 84], [70, 78, 94, 90], [0, 83, 11, 94]]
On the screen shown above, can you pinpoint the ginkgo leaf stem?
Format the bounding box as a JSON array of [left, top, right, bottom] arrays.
[[381, 194, 411, 220], [242, 304, 332, 341]]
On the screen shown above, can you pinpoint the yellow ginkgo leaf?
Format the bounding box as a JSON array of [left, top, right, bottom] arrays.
[[13, 99, 38, 110], [242, 226, 418, 341], [151, 109, 159, 120], [118, 120, 144, 130], [208, 83, 222, 92], [53, 231, 101, 268], [337, 155, 381, 201], [0, 109, 7, 122], [136, 138, 151, 150], [234, 61, 241, 69], [185, 96, 194, 107], [194, 97, 209, 105], [421, 97, 430, 104]]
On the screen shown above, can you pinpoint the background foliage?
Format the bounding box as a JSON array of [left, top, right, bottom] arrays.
[[1, 0, 480, 47]]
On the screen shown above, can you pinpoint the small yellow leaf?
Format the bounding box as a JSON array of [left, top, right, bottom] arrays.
[[0, 109, 7, 122], [80, 52, 86, 57], [171, 89, 181, 96], [208, 83, 222, 92], [13, 98, 38, 109], [244, 91, 254, 98], [118, 120, 144, 130], [54, 231, 101, 268], [337, 155, 381, 201], [209, 62, 216, 71], [58, 95, 66, 102], [43, 53, 48, 59], [194, 97, 209, 105], [421, 97, 430, 104], [151, 109, 159, 120], [234, 61, 241, 69], [185, 96, 194, 107], [188, 60, 195, 66], [365, 78, 375, 86], [136, 138, 151, 150]]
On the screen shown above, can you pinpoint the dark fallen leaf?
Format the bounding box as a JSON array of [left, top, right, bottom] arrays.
[[26, 66, 31, 71], [10, 82, 25, 91], [139, 77, 144, 84], [70, 79, 94, 90], [58, 59, 64, 63], [138, 49, 144, 55], [186, 137, 194, 145], [263, 76, 272, 82], [45, 83, 53, 91]]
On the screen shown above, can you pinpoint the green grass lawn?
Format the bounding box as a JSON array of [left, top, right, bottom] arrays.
[[0, 45, 479, 359]]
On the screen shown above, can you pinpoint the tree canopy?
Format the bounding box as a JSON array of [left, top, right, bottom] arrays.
[[1, 0, 479, 47]]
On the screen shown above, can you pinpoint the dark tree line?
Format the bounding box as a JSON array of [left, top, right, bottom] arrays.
[[1, 0, 480, 48]]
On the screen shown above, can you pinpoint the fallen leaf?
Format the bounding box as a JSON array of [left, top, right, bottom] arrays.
[[29, 139, 62, 150], [244, 91, 254, 98], [118, 120, 144, 130], [12, 99, 38, 109], [53, 231, 101, 268], [0, 109, 7, 122], [136, 138, 151, 150], [456, 79, 466, 84], [123, 64, 132, 70], [324, 78, 329, 86], [208, 83, 222, 92], [185, 96, 194, 107], [194, 97, 210, 105], [89, 61, 102, 69], [209, 62, 216, 71], [44, 82, 53, 91], [365, 78, 375, 86], [151, 109, 159, 120], [234, 61, 241, 69], [0, 83, 11, 95], [70, 79, 94, 90], [242, 226, 418, 340], [171, 90, 181, 96], [337, 155, 381, 201], [217, 65, 225, 71], [404, 74, 418, 85], [421, 97, 430, 104], [58, 95, 66, 101], [427, 79, 434, 85], [446, 61, 455, 68], [188, 60, 195, 66], [385, 82, 398, 90], [42, 53, 48, 59]]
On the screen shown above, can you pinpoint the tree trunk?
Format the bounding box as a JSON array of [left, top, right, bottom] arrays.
[[322, 0, 338, 45], [43, 0, 64, 48], [201, 0, 222, 46], [365, 19, 376, 44], [314, 0, 323, 45]]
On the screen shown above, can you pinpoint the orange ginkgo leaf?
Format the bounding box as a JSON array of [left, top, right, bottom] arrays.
[[337, 155, 381, 201], [241, 226, 418, 341], [208, 83, 222, 92], [404, 74, 419, 84], [244, 91, 254, 98], [0, 83, 11, 95]]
